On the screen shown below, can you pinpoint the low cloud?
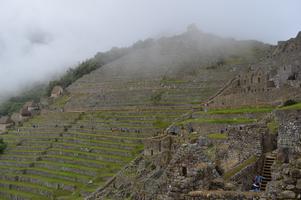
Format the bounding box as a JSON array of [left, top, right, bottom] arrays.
[[0, 0, 300, 101]]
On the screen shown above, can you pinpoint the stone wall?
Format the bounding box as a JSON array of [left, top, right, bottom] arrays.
[[162, 143, 220, 200], [216, 124, 264, 173], [144, 135, 173, 156], [185, 191, 261, 200], [265, 158, 301, 199], [208, 87, 301, 109], [275, 110, 301, 156]]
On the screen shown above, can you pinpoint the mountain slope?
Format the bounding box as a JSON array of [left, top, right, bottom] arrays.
[[0, 28, 270, 200]]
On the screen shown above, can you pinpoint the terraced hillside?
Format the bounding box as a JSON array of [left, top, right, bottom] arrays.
[[87, 104, 278, 200], [65, 28, 269, 111], [0, 29, 270, 199]]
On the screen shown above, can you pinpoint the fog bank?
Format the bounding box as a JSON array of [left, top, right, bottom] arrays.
[[0, 0, 300, 101]]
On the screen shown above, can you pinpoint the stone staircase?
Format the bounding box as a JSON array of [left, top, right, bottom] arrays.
[[260, 153, 276, 191]]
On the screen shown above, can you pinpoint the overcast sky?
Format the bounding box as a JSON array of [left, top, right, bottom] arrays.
[[0, 0, 301, 99]]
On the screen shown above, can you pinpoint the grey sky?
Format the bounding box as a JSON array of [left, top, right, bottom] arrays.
[[0, 0, 300, 99]]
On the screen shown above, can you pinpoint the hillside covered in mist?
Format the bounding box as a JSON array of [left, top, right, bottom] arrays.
[[0, 26, 270, 116]]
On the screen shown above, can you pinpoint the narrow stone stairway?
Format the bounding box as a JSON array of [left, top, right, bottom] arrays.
[[260, 154, 276, 191]]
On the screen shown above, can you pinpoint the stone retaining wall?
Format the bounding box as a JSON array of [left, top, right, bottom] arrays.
[[185, 190, 261, 200]]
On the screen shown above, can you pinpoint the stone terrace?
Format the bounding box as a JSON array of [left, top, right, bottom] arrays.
[[0, 104, 197, 199]]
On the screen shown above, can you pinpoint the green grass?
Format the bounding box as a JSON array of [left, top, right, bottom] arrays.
[[53, 189, 73, 199], [160, 78, 188, 84], [203, 106, 274, 115], [278, 102, 301, 110], [44, 154, 123, 168], [223, 156, 257, 180], [53, 142, 134, 154], [49, 148, 133, 163], [27, 167, 91, 180], [178, 118, 256, 125], [207, 133, 228, 140], [153, 118, 170, 129], [36, 160, 100, 173]]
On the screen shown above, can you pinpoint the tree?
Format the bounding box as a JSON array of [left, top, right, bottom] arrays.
[[0, 138, 7, 154]]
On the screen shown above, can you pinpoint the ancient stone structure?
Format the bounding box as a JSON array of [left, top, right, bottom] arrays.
[[0, 116, 14, 132], [186, 190, 261, 200], [144, 135, 179, 168], [51, 85, 64, 98], [264, 158, 301, 199], [206, 32, 301, 109], [20, 101, 40, 117], [144, 135, 174, 156], [275, 110, 301, 158], [23, 101, 39, 112], [161, 143, 220, 200], [207, 65, 301, 109], [10, 112, 24, 125]]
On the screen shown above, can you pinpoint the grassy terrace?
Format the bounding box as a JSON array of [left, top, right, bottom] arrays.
[[0, 105, 186, 199], [198, 106, 275, 115], [178, 117, 256, 125], [0, 73, 214, 199], [174, 105, 278, 128]]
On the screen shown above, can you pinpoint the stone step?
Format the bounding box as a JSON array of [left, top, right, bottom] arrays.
[[260, 154, 276, 191]]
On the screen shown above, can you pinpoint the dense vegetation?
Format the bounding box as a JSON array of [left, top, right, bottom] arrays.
[[46, 59, 100, 96], [0, 138, 7, 154]]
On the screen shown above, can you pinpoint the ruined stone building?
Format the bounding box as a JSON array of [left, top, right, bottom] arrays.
[[206, 65, 301, 109], [144, 134, 181, 168], [51, 85, 64, 98], [20, 101, 40, 117], [0, 116, 14, 132], [206, 31, 301, 109]]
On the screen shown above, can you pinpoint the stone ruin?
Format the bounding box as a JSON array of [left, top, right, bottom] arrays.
[[275, 110, 301, 161], [263, 110, 301, 199], [206, 64, 301, 109]]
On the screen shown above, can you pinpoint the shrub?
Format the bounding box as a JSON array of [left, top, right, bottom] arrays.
[[150, 91, 164, 105], [282, 99, 297, 107], [0, 138, 7, 154]]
